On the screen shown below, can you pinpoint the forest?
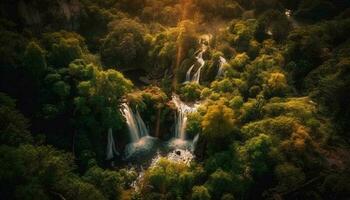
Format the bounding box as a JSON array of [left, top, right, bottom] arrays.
[[0, 0, 350, 199]]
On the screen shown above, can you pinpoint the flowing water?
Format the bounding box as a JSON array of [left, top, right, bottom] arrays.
[[191, 134, 199, 152], [106, 128, 119, 160], [192, 51, 205, 83], [122, 91, 202, 192], [122, 35, 213, 189], [120, 103, 149, 142], [185, 64, 195, 82], [121, 103, 157, 160], [172, 94, 199, 140], [185, 36, 209, 84], [216, 56, 227, 77]]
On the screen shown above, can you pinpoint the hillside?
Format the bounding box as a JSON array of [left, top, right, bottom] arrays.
[[1, 0, 350, 199]]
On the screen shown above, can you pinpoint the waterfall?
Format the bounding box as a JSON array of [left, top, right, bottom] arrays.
[[121, 103, 149, 142], [185, 36, 208, 84], [106, 128, 119, 160], [191, 134, 199, 152], [185, 64, 195, 82], [216, 56, 227, 77], [172, 94, 198, 140], [192, 51, 205, 84]]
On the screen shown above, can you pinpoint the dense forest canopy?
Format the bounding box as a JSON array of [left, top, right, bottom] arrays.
[[1, 0, 350, 199]]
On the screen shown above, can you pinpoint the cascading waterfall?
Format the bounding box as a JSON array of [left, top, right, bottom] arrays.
[[106, 128, 119, 160], [185, 36, 209, 84], [185, 64, 195, 82], [121, 103, 149, 142], [172, 94, 198, 140], [191, 134, 199, 152], [191, 51, 205, 83], [216, 56, 227, 77]]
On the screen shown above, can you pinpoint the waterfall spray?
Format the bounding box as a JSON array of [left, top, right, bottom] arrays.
[[121, 103, 149, 142], [106, 128, 119, 160], [216, 56, 227, 77], [172, 94, 198, 140], [185, 64, 195, 82], [192, 134, 199, 152], [191, 51, 205, 83]]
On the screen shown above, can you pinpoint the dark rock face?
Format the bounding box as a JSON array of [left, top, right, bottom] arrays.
[[1, 0, 81, 31]]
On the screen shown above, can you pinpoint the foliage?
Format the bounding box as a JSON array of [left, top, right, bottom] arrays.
[[42, 31, 87, 68], [100, 18, 147, 68], [140, 158, 194, 199], [0, 145, 106, 200], [179, 83, 202, 102], [191, 185, 211, 200], [201, 102, 236, 153], [0, 93, 33, 146], [22, 41, 47, 80], [1, 1, 350, 199]]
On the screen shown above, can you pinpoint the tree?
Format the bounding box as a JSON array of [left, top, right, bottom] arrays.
[[140, 158, 193, 199], [205, 169, 234, 199], [180, 83, 202, 102], [0, 93, 33, 146], [255, 10, 292, 42], [229, 96, 244, 110], [213, 78, 236, 94], [83, 166, 123, 200], [0, 145, 106, 200], [100, 18, 146, 68], [274, 163, 305, 192], [43, 31, 86, 68], [23, 41, 47, 79], [202, 103, 235, 141], [238, 134, 273, 176], [263, 72, 289, 98], [192, 185, 211, 200]]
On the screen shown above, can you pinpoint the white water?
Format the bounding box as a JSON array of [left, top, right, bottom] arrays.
[[185, 64, 195, 82], [185, 36, 209, 84], [192, 51, 205, 83], [128, 96, 201, 191], [120, 103, 149, 142], [184, 50, 205, 84], [191, 134, 199, 152], [172, 94, 199, 140], [216, 56, 227, 77], [106, 128, 119, 160]]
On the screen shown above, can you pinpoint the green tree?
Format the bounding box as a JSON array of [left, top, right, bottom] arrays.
[[100, 19, 146, 68], [83, 166, 123, 200], [23, 41, 47, 79], [0, 145, 106, 200], [192, 185, 211, 200], [205, 169, 234, 199], [43, 31, 86, 68], [263, 72, 289, 98], [274, 163, 305, 192], [238, 134, 273, 176], [202, 103, 235, 141], [0, 93, 33, 146], [180, 83, 202, 102], [140, 158, 193, 199]]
